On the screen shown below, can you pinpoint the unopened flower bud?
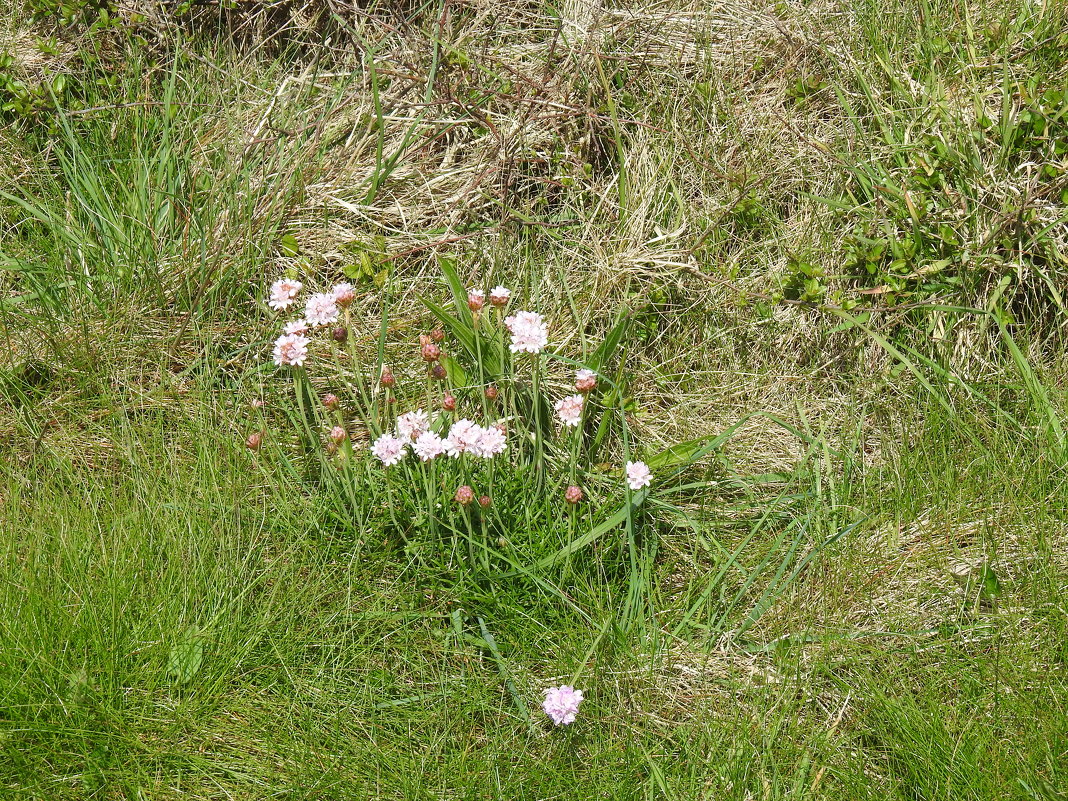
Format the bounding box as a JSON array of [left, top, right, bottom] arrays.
[[380, 368, 396, 388], [484, 385, 499, 400], [329, 426, 347, 443], [478, 495, 492, 509], [322, 393, 340, 410], [326, 441, 338, 455], [442, 393, 457, 411], [455, 485, 475, 506], [565, 485, 584, 504], [421, 342, 441, 362], [467, 290, 486, 312], [332, 326, 348, 343], [575, 368, 598, 394], [431, 363, 447, 380], [245, 432, 263, 451], [431, 327, 445, 343], [419, 334, 432, 347]]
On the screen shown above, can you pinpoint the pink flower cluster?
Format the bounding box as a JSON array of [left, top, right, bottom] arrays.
[[554, 394, 584, 427], [267, 279, 357, 367], [542, 685, 584, 726], [372, 414, 507, 466], [504, 311, 549, 354]]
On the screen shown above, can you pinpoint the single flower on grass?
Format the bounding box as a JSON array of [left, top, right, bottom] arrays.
[[489, 285, 511, 307], [625, 460, 652, 491], [304, 292, 339, 327], [575, 368, 597, 394], [372, 434, 407, 467], [554, 394, 584, 427], [503, 311, 548, 354], [272, 333, 309, 367], [268, 278, 302, 310], [542, 685, 583, 726]]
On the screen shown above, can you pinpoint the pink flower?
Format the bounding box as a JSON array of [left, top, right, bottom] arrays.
[[542, 685, 583, 726], [625, 460, 652, 491], [272, 333, 309, 367], [412, 431, 446, 461], [304, 292, 339, 327], [554, 395, 584, 427], [329, 426, 347, 444], [332, 282, 356, 307], [371, 434, 407, 467], [268, 278, 302, 311], [575, 368, 597, 394], [455, 485, 475, 505], [284, 319, 309, 335], [472, 425, 507, 458], [503, 311, 548, 354], [396, 410, 430, 441], [565, 485, 583, 504], [445, 419, 483, 456], [467, 289, 486, 312], [489, 285, 511, 307]]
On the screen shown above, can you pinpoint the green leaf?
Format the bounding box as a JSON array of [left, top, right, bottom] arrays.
[[167, 630, 205, 685], [979, 564, 1002, 601], [278, 234, 300, 257]]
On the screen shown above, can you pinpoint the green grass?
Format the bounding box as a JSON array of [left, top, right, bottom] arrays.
[[1, 0, 1067, 797]]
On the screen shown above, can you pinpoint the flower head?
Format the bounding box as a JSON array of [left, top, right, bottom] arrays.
[[272, 333, 310, 367], [442, 393, 457, 411], [445, 419, 482, 456], [431, 327, 446, 343], [396, 410, 430, 441], [467, 289, 486, 312], [332, 282, 356, 307], [322, 393, 340, 410], [554, 394, 584, 427], [329, 426, 347, 444], [371, 434, 407, 467], [413, 431, 446, 461], [503, 311, 548, 354], [489, 285, 511, 307], [542, 685, 584, 726], [575, 368, 597, 394], [332, 326, 348, 343], [421, 342, 442, 362], [284, 319, 309, 335], [484, 385, 499, 400], [478, 495, 492, 509], [430, 363, 447, 381], [380, 367, 396, 388], [305, 292, 339, 327], [268, 278, 303, 311], [625, 460, 653, 491], [564, 485, 584, 504], [454, 485, 475, 506], [245, 432, 263, 451], [472, 425, 507, 458]]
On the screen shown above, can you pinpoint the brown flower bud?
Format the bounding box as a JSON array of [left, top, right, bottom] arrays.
[[431, 327, 445, 343], [478, 495, 492, 509], [430, 363, 447, 380], [329, 425, 347, 443], [245, 432, 263, 451], [484, 385, 499, 400], [442, 393, 457, 411], [421, 342, 441, 362], [455, 485, 475, 506], [380, 368, 396, 388], [332, 326, 348, 343], [322, 393, 340, 410]]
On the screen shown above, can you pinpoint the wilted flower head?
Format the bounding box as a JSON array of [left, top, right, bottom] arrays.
[[245, 432, 263, 451], [467, 289, 486, 312], [268, 278, 302, 311], [565, 485, 584, 505], [371, 434, 407, 467], [554, 395, 584, 427], [322, 393, 340, 410], [396, 409, 430, 441], [575, 368, 597, 394], [442, 393, 457, 411], [332, 326, 348, 343], [431, 327, 446, 343], [484, 385, 499, 400], [504, 311, 548, 354], [625, 460, 653, 491], [332, 282, 356, 307], [380, 367, 396, 388], [472, 425, 507, 458], [430, 363, 447, 381], [304, 292, 339, 327], [542, 685, 583, 726], [413, 431, 446, 461], [421, 342, 442, 362], [489, 285, 511, 307], [284, 319, 309, 335], [454, 485, 475, 506], [329, 426, 347, 444], [445, 419, 482, 456], [273, 333, 310, 367]]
